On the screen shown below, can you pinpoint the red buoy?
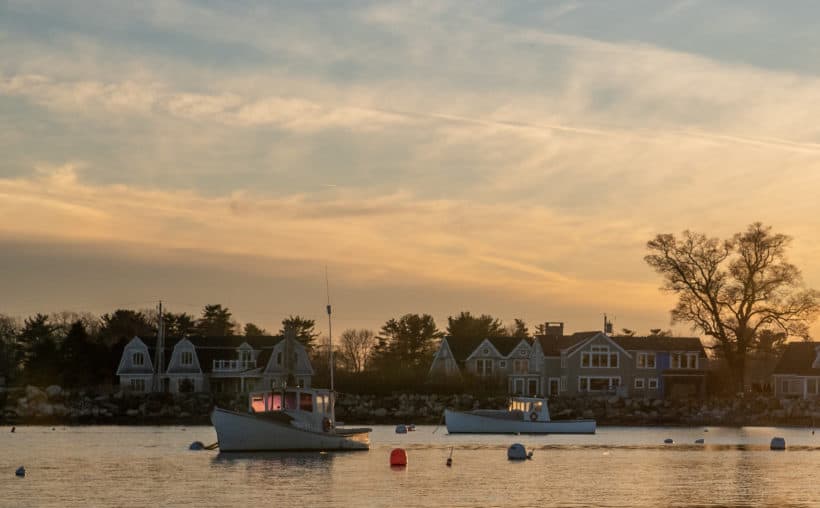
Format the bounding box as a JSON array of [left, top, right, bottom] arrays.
[[390, 448, 408, 467]]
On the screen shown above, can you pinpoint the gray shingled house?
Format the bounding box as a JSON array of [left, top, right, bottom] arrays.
[[772, 341, 820, 399], [429, 322, 708, 399]]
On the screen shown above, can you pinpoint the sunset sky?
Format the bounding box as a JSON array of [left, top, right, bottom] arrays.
[[2, 1, 820, 339]]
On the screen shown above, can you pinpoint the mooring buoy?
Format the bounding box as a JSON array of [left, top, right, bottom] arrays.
[[390, 448, 408, 467], [770, 437, 786, 450]]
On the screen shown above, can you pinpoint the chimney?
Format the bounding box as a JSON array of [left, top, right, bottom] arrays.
[[544, 321, 564, 338]]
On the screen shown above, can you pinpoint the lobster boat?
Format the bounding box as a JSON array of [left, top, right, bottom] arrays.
[[444, 396, 596, 434]]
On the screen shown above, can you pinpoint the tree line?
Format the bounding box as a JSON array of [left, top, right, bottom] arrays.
[[2, 223, 816, 395]]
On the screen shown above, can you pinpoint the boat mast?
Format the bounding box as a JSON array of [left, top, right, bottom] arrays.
[[325, 267, 334, 393], [153, 300, 165, 392]]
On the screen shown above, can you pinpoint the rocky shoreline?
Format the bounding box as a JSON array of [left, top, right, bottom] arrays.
[[3, 386, 820, 427]]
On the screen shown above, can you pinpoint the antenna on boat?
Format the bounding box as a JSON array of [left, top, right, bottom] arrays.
[[325, 266, 334, 393]]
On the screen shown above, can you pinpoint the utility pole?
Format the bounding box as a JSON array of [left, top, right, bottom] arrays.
[[153, 300, 165, 392]]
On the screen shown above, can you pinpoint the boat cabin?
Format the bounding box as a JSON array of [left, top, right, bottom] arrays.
[[508, 397, 550, 422], [249, 388, 332, 415]]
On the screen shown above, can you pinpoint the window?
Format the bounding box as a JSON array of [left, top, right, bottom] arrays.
[[637, 352, 656, 369], [178, 378, 194, 393], [300, 393, 313, 412], [670, 352, 698, 369], [581, 346, 618, 368], [482, 348, 490, 355], [132, 352, 144, 366], [648, 378, 658, 390], [514, 379, 524, 394], [686, 353, 698, 369], [476, 359, 494, 376], [181, 351, 193, 366], [513, 359, 529, 374], [528, 379, 538, 396], [560, 376, 567, 391], [634, 378, 645, 389], [808, 379, 818, 395], [578, 377, 620, 392], [240, 350, 252, 363], [130, 378, 146, 392], [781, 379, 802, 394], [499, 360, 507, 368]]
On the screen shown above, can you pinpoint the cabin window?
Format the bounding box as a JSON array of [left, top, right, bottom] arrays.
[[284, 391, 298, 410], [251, 396, 265, 412], [648, 378, 659, 390], [634, 378, 645, 389], [132, 352, 144, 366], [181, 351, 193, 366], [267, 393, 283, 411], [637, 353, 656, 369], [130, 378, 145, 392], [300, 393, 313, 412]]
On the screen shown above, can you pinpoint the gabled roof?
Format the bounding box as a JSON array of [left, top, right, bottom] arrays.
[[489, 336, 526, 357], [536, 331, 599, 356], [445, 336, 488, 362], [773, 341, 820, 376]]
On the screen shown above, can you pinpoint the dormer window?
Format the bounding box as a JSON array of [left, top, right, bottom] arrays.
[[132, 352, 144, 366], [483, 348, 490, 355], [181, 351, 193, 366], [240, 350, 252, 363]]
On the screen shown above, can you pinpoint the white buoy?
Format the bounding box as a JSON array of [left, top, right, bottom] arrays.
[[664, 438, 674, 444], [15, 466, 25, 477], [770, 437, 786, 450]]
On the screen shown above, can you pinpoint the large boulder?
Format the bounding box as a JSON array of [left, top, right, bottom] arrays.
[[45, 385, 63, 399], [26, 386, 46, 401]]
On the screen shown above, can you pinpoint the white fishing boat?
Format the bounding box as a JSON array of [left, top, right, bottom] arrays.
[[211, 282, 371, 451], [445, 396, 596, 434], [211, 387, 371, 451]]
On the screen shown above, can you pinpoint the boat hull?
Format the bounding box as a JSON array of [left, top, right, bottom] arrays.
[[445, 409, 596, 434], [211, 408, 370, 451]]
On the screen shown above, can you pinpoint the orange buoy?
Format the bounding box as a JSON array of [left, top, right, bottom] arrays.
[[390, 448, 408, 467]]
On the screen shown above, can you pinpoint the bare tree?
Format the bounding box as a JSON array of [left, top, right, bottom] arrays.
[[339, 328, 376, 373], [645, 222, 820, 391]]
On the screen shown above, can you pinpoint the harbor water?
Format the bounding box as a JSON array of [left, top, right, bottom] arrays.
[[2, 425, 820, 507]]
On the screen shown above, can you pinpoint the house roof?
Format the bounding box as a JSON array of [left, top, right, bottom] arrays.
[[536, 332, 600, 356], [773, 341, 820, 376], [129, 335, 286, 374], [488, 336, 525, 357], [612, 336, 706, 356], [445, 336, 488, 362]]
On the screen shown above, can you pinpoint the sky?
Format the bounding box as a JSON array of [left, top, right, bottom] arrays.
[[2, 0, 820, 339]]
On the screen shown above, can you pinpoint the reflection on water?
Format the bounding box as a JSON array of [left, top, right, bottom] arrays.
[[2, 425, 820, 507]]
